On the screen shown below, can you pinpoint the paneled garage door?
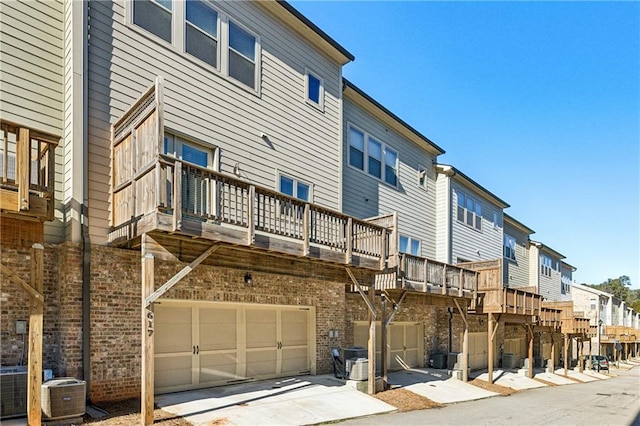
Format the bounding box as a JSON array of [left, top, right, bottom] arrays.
[[467, 332, 488, 370], [354, 321, 423, 371], [154, 300, 316, 394]]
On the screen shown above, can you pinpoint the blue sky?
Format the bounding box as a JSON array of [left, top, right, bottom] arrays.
[[291, 1, 640, 288]]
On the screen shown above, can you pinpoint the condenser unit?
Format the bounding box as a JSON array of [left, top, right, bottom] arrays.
[[41, 378, 86, 420], [0, 367, 27, 419]]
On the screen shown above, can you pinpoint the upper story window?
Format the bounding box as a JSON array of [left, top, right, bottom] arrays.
[[279, 174, 311, 202], [133, 0, 172, 43], [228, 21, 257, 89], [418, 164, 428, 189], [185, 0, 219, 68], [399, 235, 421, 256], [540, 255, 552, 277], [130, 1, 261, 93], [305, 69, 324, 109], [164, 133, 215, 168], [456, 192, 482, 231], [348, 124, 399, 187], [504, 234, 516, 260]]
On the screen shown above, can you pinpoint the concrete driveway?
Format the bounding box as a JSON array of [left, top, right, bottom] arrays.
[[155, 375, 395, 425]]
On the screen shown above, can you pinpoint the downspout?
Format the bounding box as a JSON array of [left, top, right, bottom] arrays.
[[448, 307, 454, 353], [80, 0, 91, 400]]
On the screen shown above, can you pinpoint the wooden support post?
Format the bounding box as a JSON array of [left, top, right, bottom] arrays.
[[379, 228, 386, 270], [423, 258, 428, 292], [27, 243, 43, 426], [550, 335, 555, 373], [563, 334, 569, 376], [453, 299, 469, 382], [488, 313, 494, 384], [441, 264, 447, 295], [368, 284, 376, 395], [381, 295, 387, 391], [141, 252, 155, 426], [527, 324, 534, 379], [458, 269, 463, 297], [580, 339, 585, 372], [17, 128, 30, 211]]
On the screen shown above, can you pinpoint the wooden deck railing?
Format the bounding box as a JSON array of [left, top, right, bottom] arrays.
[[111, 155, 387, 268], [0, 120, 57, 219], [539, 307, 562, 327], [372, 253, 478, 298], [479, 287, 541, 316]]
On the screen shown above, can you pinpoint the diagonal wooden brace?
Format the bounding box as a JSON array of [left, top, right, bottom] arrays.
[[0, 262, 44, 304], [346, 268, 376, 318]]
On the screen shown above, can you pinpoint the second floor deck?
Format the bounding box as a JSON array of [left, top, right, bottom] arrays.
[[0, 120, 57, 221], [108, 79, 387, 271]]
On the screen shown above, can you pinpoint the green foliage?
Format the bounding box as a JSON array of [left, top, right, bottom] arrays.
[[588, 275, 634, 303]]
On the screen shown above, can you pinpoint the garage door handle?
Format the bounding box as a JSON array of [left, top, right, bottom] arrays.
[[193, 346, 196, 354], [196, 345, 199, 354]]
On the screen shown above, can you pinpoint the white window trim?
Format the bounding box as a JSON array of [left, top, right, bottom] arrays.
[[347, 123, 399, 188], [126, 0, 261, 95], [456, 191, 483, 232], [504, 234, 516, 261], [304, 68, 324, 111], [277, 171, 314, 202], [184, 0, 221, 71], [540, 255, 552, 277], [417, 164, 428, 190], [399, 235, 421, 257], [164, 131, 218, 169]]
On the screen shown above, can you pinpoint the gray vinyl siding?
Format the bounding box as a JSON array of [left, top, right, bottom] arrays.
[[87, 1, 343, 243], [560, 264, 573, 302], [0, 0, 66, 242], [503, 222, 530, 288], [342, 99, 438, 259], [538, 254, 562, 301], [435, 174, 449, 263], [450, 182, 503, 264]]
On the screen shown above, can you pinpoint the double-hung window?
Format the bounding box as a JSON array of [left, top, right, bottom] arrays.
[[228, 21, 257, 89], [504, 234, 516, 260], [456, 192, 482, 231], [348, 125, 399, 187], [399, 235, 421, 256], [131, 1, 260, 92], [185, 0, 219, 67], [133, 0, 172, 43], [540, 255, 552, 277]]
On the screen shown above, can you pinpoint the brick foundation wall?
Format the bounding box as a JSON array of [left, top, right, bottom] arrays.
[[0, 243, 59, 371], [87, 245, 348, 402]]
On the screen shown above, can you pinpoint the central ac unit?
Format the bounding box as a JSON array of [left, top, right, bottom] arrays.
[[41, 378, 86, 420]]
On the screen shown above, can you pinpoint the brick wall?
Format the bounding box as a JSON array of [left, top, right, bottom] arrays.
[[87, 245, 348, 402], [0, 243, 59, 371]]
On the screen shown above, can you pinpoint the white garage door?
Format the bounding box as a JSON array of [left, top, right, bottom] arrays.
[[354, 321, 423, 371], [155, 300, 316, 394]]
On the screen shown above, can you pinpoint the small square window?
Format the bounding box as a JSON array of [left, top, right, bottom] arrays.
[[279, 174, 311, 202], [399, 235, 420, 256]]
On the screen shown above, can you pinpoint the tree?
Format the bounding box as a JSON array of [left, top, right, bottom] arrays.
[[588, 275, 633, 302]]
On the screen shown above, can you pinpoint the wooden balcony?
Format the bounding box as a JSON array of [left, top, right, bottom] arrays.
[[459, 258, 542, 316], [542, 301, 591, 335], [474, 286, 542, 316], [0, 120, 57, 221], [374, 253, 478, 299], [538, 306, 562, 328], [601, 326, 638, 343], [108, 79, 386, 270]]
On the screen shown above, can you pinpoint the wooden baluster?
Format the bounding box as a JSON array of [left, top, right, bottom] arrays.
[[346, 217, 353, 264], [442, 264, 447, 295], [17, 128, 29, 211], [247, 185, 255, 245], [173, 162, 182, 231], [303, 203, 310, 256]]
